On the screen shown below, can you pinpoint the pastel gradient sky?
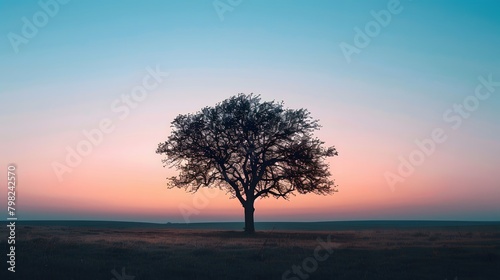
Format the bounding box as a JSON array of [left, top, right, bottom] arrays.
[[1, 0, 499, 223]]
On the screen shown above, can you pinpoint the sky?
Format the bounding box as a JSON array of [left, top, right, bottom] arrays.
[[0, 0, 499, 223]]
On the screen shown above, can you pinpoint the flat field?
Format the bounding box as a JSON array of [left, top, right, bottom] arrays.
[[1, 221, 499, 280]]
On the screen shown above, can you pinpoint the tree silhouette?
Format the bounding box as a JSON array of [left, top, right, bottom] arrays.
[[156, 94, 338, 233]]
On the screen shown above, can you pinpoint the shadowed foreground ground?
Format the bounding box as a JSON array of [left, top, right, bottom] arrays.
[[1, 222, 499, 280]]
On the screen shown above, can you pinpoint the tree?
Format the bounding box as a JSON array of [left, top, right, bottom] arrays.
[[156, 94, 338, 233]]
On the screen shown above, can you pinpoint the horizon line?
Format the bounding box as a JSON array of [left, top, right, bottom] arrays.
[[6, 219, 500, 224]]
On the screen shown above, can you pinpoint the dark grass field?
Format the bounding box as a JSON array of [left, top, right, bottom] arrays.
[[1, 221, 499, 280]]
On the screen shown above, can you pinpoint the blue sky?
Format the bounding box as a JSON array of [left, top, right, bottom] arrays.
[[2, 0, 500, 115]]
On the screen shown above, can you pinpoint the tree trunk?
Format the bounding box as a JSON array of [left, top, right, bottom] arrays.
[[244, 200, 255, 233]]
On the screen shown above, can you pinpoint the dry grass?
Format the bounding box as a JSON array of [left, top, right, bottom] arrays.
[[1, 225, 499, 279]]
